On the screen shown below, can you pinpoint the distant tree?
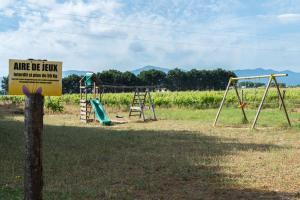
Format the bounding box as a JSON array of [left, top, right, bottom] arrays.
[[96, 70, 142, 92], [138, 69, 166, 86], [62, 74, 81, 94], [165, 68, 188, 91], [121, 71, 140, 86], [211, 68, 236, 90], [1, 76, 8, 94], [60, 68, 237, 93], [165, 68, 235, 91], [271, 82, 286, 88], [96, 70, 124, 85]]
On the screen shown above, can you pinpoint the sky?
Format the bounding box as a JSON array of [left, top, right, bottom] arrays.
[[1, 0, 300, 76]]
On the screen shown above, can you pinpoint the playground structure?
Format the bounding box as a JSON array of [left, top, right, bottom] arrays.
[[214, 74, 291, 129], [79, 73, 157, 125], [79, 73, 111, 125]]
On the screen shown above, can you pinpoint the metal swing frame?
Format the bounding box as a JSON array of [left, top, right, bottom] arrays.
[[213, 74, 291, 129]]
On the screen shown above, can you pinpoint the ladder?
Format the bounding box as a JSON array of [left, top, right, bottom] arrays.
[[79, 86, 93, 123], [129, 88, 157, 121]]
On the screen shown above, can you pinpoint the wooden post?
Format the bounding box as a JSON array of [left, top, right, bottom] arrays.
[[251, 76, 273, 129], [241, 89, 244, 103], [273, 79, 291, 126], [79, 80, 82, 99], [279, 90, 286, 110], [24, 93, 44, 200], [147, 89, 157, 121], [137, 89, 145, 121], [213, 78, 232, 127], [233, 84, 248, 122]]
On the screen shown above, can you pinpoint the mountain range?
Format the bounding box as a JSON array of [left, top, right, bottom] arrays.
[[61, 66, 170, 77], [234, 68, 299, 86], [62, 70, 91, 77], [131, 65, 170, 75]]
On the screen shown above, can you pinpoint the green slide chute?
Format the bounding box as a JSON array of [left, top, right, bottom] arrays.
[[90, 99, 111, 125]]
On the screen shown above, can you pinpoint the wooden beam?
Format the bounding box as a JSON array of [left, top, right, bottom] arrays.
[[213, 78, 232, 127], [251, 76, 273, 129], [273, 78, 291, 126], [231, 74, 288, 81], [279, 90, 286, 110], [24, 94, 44, 200]]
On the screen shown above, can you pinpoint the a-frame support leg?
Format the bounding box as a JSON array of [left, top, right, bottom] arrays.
[[279, 90, 286, 110], [137, 89, 145, 121], [251, 76, 273, 129], [148, 89, 157, 121], [273, 78, 291, 127], [213, 78, 232, 127], [128, 90, 136, 117], [233, 83, 248, 123]]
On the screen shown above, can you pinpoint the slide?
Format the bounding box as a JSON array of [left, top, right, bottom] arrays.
[[90, 99, 112, 125]]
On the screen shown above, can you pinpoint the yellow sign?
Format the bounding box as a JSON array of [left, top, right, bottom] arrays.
[[8, 59, 62, 96]]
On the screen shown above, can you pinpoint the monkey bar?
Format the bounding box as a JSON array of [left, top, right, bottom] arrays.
[[213, 74, 291, 129]]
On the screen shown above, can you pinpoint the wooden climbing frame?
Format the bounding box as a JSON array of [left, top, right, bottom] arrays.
[[79, 75, 99, 123], [129, 88, 157, 121]]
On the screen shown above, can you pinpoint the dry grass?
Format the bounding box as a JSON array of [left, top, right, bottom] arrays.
[[1, 104, 300, 199]]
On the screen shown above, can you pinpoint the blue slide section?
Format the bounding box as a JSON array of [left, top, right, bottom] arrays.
[[90, 99, 111, 125]]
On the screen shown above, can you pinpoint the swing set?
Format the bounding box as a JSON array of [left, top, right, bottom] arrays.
[[213, 74, 291, 129]]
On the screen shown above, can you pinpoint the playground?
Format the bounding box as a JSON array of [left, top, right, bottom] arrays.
[[1, 71, 300, 199], [1, 102, 300, 199]]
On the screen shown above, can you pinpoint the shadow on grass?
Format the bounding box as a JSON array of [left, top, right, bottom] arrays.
[[0, 118, 296, 200]]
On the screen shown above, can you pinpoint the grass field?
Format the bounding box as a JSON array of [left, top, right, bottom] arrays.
[[1, 104, 300, 199]]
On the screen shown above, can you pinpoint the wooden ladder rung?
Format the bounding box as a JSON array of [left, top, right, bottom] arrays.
[[130, 110, 141, 113], [130, 106, 142, 111]]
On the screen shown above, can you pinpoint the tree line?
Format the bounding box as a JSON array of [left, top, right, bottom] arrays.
[[1, 68, 236, 94], [63, 68, 236, 93]]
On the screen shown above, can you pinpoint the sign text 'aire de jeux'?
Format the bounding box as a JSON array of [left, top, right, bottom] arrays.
[[8, 59, 62, 96]]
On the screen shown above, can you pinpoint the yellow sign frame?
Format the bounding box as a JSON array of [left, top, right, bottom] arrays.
[[8, 59, 62, 96]]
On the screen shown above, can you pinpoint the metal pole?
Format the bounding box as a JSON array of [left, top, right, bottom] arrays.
[[80, 80, 82, 100], [273, 79, 291, 126], [251, 76, 273, 129], [213, 78, 232, 127]]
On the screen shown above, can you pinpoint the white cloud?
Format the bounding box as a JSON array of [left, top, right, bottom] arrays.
[[0, 8, 14, 17], [0, 0, 15, 9], [278, 13, 300, 23], [1, 0, 300, 77]]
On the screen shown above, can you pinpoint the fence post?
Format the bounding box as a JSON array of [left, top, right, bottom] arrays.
[[24, 93, 44, 200]]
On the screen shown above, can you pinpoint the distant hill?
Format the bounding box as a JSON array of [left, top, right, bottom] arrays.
[[131, 66, 170, 75], [63, 66, 171, 77], [234, 68, 300, 86], [62, 70, 91, 77]]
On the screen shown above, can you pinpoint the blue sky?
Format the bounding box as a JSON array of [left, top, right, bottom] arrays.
[[1, 0, 300, 76]]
